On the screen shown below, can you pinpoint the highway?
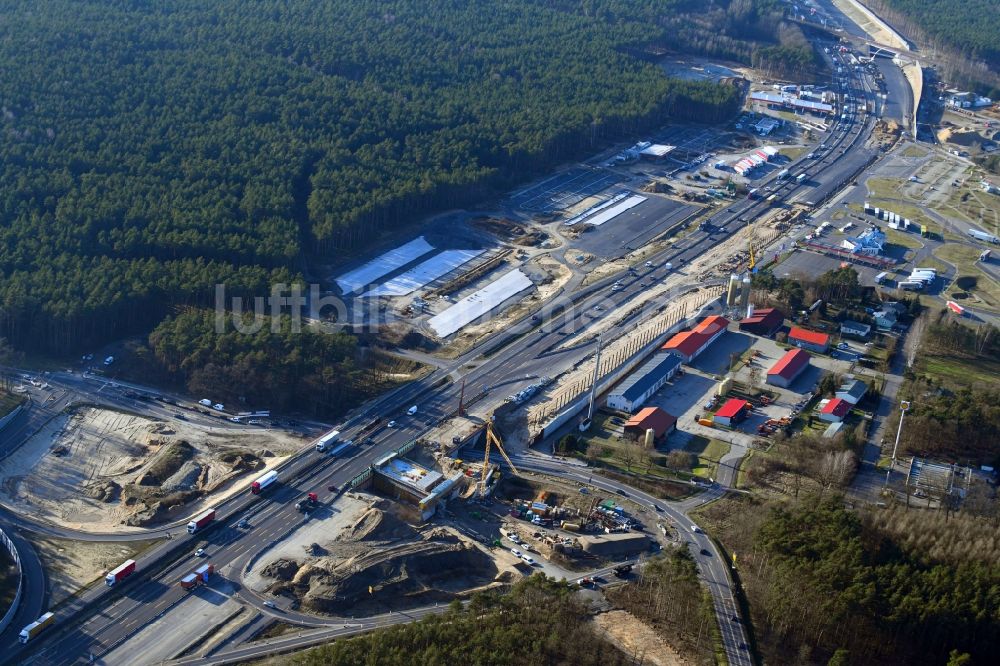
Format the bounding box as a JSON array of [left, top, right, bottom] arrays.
[[1, 35, 892, 666]]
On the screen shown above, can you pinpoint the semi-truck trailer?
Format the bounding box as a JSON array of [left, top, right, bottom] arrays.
[[187, 508, 216, 534], [180, 563, 215, 590], [968, 228, 999, 244], [315, 429, 341, 452], [250, 470, 278, 495], [19, 612, 55, 644], [106, 559, 136, 586]]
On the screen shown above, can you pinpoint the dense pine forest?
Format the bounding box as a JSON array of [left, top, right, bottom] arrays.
[[0, 1, 821, 413], [0, 0, 751, 357], [286, 575, 632, 666], [866, 0, 1000, 92]]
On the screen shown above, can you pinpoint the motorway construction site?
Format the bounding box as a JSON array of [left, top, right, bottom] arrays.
[[0, 406, 302, 531], [247, 497, 504, 615]]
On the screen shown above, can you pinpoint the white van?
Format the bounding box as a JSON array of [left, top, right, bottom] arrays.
[[198, 399, 212, 407], [407, 405, 418, 416]]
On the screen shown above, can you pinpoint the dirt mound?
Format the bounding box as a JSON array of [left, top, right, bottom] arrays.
[[261, 559, 300, 582], [255, 503, 500, 616], [291, 536, 498, 615], [341, 504, 419, 542]]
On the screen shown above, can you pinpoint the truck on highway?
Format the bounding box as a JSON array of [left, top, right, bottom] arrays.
[[19, 612, 55, 644], [776, 169, 789, 180], [795, 173, 807, 183], [967, 228, 1000, 244], [250, 470, 278, 495], [106, 559, 136, 586], [315, 429, 341, 452], [180, 563, 215, 590], [295, 492, 319, 512], [187, 508, 216, 534], [613, 564, 633, 578]]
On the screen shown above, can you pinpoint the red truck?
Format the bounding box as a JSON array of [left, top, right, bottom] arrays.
[[106, 559, 136, 587], [180, 563, 215, 591], [251, 470, 278, 495], [187, 508, 216, 534], [295, 492, 319, 512]]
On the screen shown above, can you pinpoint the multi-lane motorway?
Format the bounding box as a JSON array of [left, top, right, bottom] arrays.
[[0, 31, 903, 666]]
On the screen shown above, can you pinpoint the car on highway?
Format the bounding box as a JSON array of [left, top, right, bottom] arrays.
[[263, 601, 277, 609], [700, 548, 711, 556], [237, 519, 249, 529], [328, 484, 338, 492], [195, 548, 206, 557], [387, 420, 397, 428], [690, 524, 701, 533], [644, 261, 654, 268], [407, 405, 418, 415], [615, 489, 628, 497], [510, 548, 522, 558]]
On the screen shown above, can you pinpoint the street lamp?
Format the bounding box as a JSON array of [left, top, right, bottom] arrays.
[[885, 400, 910, 489]]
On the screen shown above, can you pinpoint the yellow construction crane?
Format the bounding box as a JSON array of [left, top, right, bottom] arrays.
[[480, 419, 520, 499]]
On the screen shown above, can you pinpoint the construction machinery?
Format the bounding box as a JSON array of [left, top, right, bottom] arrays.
[[480, 420, 521, 499]]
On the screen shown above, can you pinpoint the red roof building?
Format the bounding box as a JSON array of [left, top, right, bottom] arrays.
[[788, 326, 830, 352], [663, 315, 730, 362], [623, 407, 677, 444], [714, 398, 749, 427], [766, 348, 811, 388], [819, 397, 851, 422], [738, 307, 784, 336]]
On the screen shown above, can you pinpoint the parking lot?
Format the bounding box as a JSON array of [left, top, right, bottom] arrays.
[[774, 248, 887, 286], [511, 167, 623, 213], [572, 196, 699, 259]]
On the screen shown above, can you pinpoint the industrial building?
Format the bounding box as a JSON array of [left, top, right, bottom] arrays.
[[605, 352, 682, 412], [739, 307, 784, 337], [766, 348, 811, 388], [623, 407, 677, 445], [749, 91, 834, 115], [714, 398, 749, 427], [788, 326, 830, 353], [840, 226, 886, 256], [836, 378, 868, 405], [662, 315, 730, 363], [370, 450, 465, 521], [818, 397, 851, 422], [840, 320, 871, 339]]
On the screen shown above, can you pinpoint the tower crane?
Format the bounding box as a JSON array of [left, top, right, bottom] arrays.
[[480, 419, 520, 499]]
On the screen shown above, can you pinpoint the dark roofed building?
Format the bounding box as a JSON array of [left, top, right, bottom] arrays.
[[739, 307, 784, 336], [606, 352, 682, 412]]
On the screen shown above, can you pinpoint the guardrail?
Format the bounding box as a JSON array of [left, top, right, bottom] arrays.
[[0, 525, 24, 636]]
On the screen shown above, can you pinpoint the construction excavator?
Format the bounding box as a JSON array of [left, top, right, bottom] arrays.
[[480, 419, 521, 499]]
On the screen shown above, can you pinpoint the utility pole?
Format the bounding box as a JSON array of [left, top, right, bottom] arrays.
[[580, 334, 604, 432], [884, 400, 910, 489]]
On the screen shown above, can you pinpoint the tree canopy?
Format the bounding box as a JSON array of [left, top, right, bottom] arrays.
[[0, 0, 749, 354]]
